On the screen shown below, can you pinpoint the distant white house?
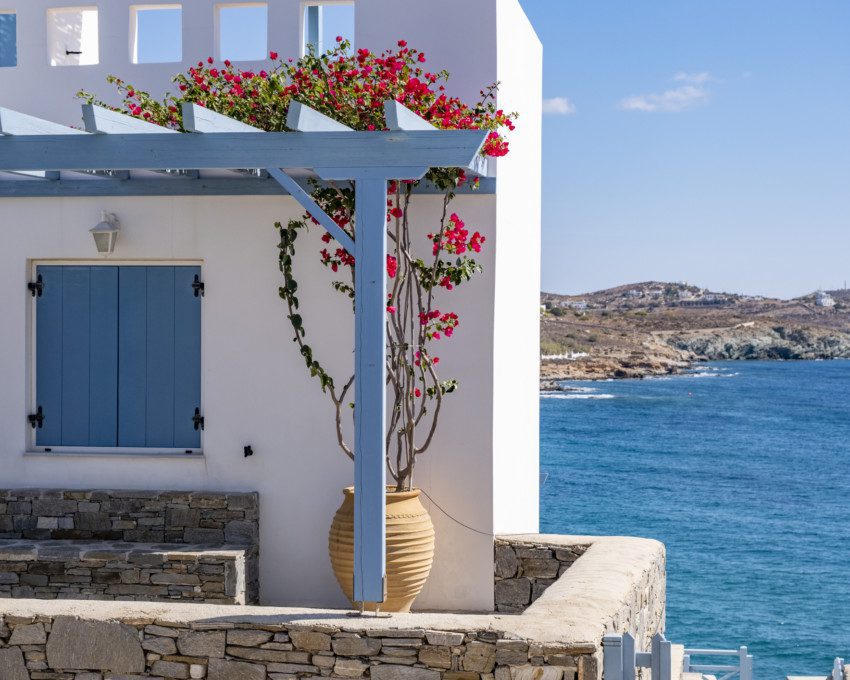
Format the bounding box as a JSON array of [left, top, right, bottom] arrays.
[[815, 290, 836, 307]]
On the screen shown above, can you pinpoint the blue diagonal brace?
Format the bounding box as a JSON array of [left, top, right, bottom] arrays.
[[266, 167, 355, 253]]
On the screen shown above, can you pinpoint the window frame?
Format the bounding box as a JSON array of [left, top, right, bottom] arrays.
[[301, 0, 355, 56], [129, 3, 183, 65], [27, 259, 205, 457]]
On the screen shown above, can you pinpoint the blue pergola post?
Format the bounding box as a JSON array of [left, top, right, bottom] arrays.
[[352, 177, 388, 604]]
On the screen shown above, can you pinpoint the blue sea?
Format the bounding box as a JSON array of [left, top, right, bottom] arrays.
[[540, 361, 850, 680]]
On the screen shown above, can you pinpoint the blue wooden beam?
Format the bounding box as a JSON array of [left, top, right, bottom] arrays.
[[287, 101, 353, 132], [266, 168, 355, 253], [0, 176, 496, 198], [384, 100, 437, 131], [352, 176, 388, 605], [0, 107, 87, 136], [182, 103, 259, 133], [0, 170, 59, 180], [82, 104, 177, 135], [0, 130, 488, 172]]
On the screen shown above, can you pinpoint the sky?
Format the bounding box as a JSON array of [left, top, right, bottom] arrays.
[[520, 0, 850, 299]]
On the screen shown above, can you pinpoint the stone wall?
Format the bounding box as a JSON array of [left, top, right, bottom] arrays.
[[0, 490, 260, 606], [0, 612, 600, 680], [0, 534, 666, 680], [0, 490, 258, 546], [0, 541, 253, 605], [494, 538, 589, 612]]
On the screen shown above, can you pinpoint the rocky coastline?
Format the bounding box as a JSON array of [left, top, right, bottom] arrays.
[[541, 301, 850, 384]]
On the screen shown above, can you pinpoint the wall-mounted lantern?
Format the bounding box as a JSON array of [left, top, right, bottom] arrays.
[[90, 211, 120, 255]]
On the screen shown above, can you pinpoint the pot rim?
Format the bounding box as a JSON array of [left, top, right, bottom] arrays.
[[342, 486, 421, 501]]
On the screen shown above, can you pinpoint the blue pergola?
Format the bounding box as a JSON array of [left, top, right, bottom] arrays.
[[0, 99, 490, 607]]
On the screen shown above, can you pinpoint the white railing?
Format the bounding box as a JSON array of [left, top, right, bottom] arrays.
[[684, 647, 753, 680], [603, 633, 753, 680], [833, 657, 845, 680]]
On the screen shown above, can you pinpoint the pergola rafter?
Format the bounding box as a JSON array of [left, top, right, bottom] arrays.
[[0, 99, 490, 608]]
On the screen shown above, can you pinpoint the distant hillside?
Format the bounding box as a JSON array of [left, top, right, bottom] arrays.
[[540, 282, 850, 382]]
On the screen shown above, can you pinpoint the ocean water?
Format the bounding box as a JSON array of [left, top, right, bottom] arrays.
[[540, 361, 850, 680]]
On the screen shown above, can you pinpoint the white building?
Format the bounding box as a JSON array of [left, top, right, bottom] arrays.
[[815, 290, 835, 307], [0, 0, 541, 611]]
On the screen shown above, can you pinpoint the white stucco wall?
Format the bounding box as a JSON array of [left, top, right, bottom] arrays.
[[0, 0, 541, 611], [492, 0, 542, 534]]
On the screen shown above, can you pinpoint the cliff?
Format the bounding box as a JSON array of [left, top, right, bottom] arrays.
[[541, 283, 850, 382]]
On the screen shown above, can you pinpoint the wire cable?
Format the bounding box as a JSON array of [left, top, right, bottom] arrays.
[[419, 488, 492, 537]]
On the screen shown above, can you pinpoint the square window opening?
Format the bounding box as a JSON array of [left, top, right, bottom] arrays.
[[131, 4, 182, 64], [302, 2, 354, 56], [47, 6, 99, 66], [0, 11, 17, 68], [215, 3, 267, 62]]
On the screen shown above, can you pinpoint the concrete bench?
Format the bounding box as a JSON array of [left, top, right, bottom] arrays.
[[0, 539, 257, 604]]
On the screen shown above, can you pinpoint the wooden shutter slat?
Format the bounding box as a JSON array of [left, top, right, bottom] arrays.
[[60, 266, 92, 445], [88, 266, 119, 446], [144, 267, 176, 447], [118, 267, 148, 447], [173, 266, 202, 449]]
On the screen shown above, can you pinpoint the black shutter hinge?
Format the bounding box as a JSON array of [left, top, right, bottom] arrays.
[[28, 275, 44, 298], [65, 49, 83, 55], [192, 275, 205, 298], [192, 407, 205, 431], [28, 406, 44, 429]]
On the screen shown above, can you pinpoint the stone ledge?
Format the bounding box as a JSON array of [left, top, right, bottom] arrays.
[[0, 534, 665, 680], [0, 539, 256, 605]]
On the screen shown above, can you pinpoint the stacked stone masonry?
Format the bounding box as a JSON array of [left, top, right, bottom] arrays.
[[0, 534, 666, 680], [494, 539, 589, 612], [0, 540, 250, 604], [0, 490, 259, 605], [0, 614, 601, 680]]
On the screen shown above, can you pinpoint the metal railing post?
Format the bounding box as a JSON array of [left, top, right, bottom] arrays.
[[623, 632, 637, 680], [603, 635, 624, 680], [739, 646, 752, 680], [659, 636, 673, 680]]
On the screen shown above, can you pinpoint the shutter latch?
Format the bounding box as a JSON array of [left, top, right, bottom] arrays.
[[192, 407, 205, 431], [28, 275, 44, 298], [28, 406, 44, 429], [192, 275, 205, 298]]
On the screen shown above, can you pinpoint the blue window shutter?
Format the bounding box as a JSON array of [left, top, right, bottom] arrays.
[[118, 266, 201, 448], [88, 267, 119, 446], [38, 265, 200, 450], [118, 267, 148, 446], [173, 266, 202, 449], [145, 267, 176, 447], [35, 266, 63, 446]]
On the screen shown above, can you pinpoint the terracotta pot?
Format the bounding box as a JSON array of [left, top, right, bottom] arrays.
[[328, 486, 435, 613]]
